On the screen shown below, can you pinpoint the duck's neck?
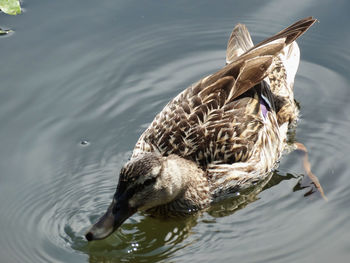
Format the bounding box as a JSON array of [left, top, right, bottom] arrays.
[[147, 155, 211, 216]]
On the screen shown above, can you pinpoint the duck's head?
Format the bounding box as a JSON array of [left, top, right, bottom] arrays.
[[85, 153, 186, 241]]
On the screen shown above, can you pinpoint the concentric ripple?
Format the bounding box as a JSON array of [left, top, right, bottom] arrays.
[[0, 151, 126, 262], [0, 21, 229, 262], [1, 7, 350, 263]]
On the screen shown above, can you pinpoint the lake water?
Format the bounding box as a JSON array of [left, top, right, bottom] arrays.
[[1, 0, 350, 262]]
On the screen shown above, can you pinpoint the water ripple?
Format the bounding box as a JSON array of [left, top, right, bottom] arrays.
[[2, 13, 350, 263]]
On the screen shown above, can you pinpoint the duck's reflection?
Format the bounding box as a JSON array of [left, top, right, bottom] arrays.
[[85, 214, 198, 262], [83, 170, 301, 263]]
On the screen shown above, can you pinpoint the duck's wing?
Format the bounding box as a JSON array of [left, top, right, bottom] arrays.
[[226, 23, 254, 64]]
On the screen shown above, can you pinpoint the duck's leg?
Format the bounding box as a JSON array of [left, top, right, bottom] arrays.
[[294, 142, 328, 201]]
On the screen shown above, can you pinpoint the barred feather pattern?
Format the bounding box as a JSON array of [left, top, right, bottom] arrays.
[[132, 75, 286, 201], [268, 44, 300, 125], [130, 17, 315, 207]]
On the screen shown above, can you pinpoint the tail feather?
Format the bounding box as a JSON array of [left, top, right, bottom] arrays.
[[280, 41, 300, 88], [252, 17, 317, 50], [226, 24, 254, 64], [206, 17, 316, 100]]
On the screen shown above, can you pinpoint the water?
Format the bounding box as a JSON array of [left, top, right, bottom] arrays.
[[1, 0, 350, 262]]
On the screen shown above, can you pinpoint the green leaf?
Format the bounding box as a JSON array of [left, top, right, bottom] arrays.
[[0, 0, 21, 15], [0, 27, 13, 35]]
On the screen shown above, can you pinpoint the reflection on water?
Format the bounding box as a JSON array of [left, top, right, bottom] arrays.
[[79, 171, 295, 262], [82, 216, 197, 262], [1, 0, 350, 262]]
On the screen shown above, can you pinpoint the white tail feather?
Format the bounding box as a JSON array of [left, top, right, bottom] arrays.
[[280, 42, 300, 88]]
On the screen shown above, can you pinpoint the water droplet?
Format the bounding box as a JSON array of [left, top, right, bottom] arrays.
[[0, 28, 13, 35], [80, 140, 90, 146]]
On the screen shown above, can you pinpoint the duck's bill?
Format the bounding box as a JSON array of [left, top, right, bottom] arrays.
[[85, 197, 136, 241]]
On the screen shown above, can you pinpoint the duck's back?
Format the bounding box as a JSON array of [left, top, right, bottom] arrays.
[[134, 76, 266, 168], [131, 18, 316, 194]]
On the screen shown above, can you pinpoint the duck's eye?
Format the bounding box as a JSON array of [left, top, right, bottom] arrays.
[[143, 177, 156, 187]]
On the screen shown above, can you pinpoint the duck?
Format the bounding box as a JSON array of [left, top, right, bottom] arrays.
[[85, 17, 317, 241]]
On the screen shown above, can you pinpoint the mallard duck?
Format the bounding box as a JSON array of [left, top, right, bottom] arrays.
[[85, 17, 317, 241]]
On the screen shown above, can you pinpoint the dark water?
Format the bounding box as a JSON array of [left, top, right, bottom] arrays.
[[1, 0, 350, 262]]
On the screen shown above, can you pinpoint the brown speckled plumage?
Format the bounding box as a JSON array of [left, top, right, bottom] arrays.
[[85, 17, 316, 241], [132, 17, 316, 205]]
